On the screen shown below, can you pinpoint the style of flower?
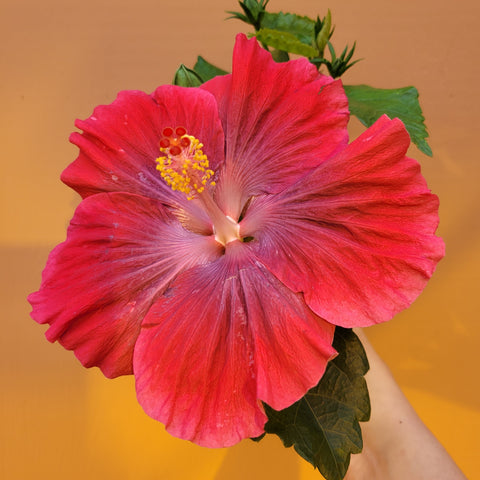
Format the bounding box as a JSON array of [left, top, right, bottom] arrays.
[[28, 34, 444, 448]]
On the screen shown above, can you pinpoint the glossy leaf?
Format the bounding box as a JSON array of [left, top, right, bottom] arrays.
[[255, 28, 318, 57], [173, 65, 203, 87], [262, 11, 315, 44], [315, 9, 332, 54], [193, 56, 228, 82], [262, 328, 370, 480], [344, 84, 432, 156]]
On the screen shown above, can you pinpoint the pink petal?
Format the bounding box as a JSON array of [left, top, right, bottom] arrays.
[[133, 241, 336, 447], [28, 193, 222, 378], [201, 34, 349, 219], [236, 256, 337, 410], [242, 116, 445, 327], [63, 86, 225, 204]]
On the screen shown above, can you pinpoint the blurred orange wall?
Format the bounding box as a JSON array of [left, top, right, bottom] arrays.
[[1, 0, 479, 479]]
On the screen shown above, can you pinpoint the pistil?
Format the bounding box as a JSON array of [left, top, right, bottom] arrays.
[[156, 127, 240, 246]]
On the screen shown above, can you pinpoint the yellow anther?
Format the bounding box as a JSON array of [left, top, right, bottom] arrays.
[[155, 131, 215, 200]]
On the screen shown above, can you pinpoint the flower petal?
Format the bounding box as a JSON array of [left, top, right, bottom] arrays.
[[28, 193, 222, 378], [237, 256, 337, 411], [201, 34, 349, 219], [243, 116, 445, 327], [134, 241, 336, 447], [63, 86, 225, 205]]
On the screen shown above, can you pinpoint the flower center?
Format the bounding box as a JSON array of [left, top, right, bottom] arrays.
[[156, 127, 240, 246]]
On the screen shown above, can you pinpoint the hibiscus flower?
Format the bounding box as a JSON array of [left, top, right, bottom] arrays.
[[28, 34, 444, 448]]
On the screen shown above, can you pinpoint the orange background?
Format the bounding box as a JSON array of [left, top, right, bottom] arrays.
[[1, 0, 479, 479]]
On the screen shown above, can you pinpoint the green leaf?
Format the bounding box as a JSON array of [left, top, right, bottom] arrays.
[[226, 0, 269, 30], [193, 56, 228, 83], [344, 84, 432, 156], [263, 328, 370, 480], [172, 64, 203, 87], [262, 11, 315, 44], [315, 9, 332, 54], [271, 49, 290, 63], [226, 10, 249, 24], [255, 28, 318, 58]]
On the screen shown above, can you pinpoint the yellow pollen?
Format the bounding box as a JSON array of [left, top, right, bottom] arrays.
[[155, 130, 215, 200]]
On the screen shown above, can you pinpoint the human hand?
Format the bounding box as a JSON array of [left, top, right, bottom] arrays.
[[345, 329, 467, 480]]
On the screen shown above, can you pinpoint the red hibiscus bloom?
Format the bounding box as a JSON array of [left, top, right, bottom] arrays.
[[28, 34, 444, 447]]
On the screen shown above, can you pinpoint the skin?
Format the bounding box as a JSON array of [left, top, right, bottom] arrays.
[[345, 329, 467, 480]]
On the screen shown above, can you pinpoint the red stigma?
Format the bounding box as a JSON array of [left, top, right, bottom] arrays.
[[169, 145, 182, 156], [160, 126, 191, 156]]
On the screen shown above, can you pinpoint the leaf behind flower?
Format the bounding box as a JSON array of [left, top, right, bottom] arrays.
[[344, 84, 433, 156], [262, 11, 315, 44], [193, 56, 229, 82], [255, 28, 318, 58]]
